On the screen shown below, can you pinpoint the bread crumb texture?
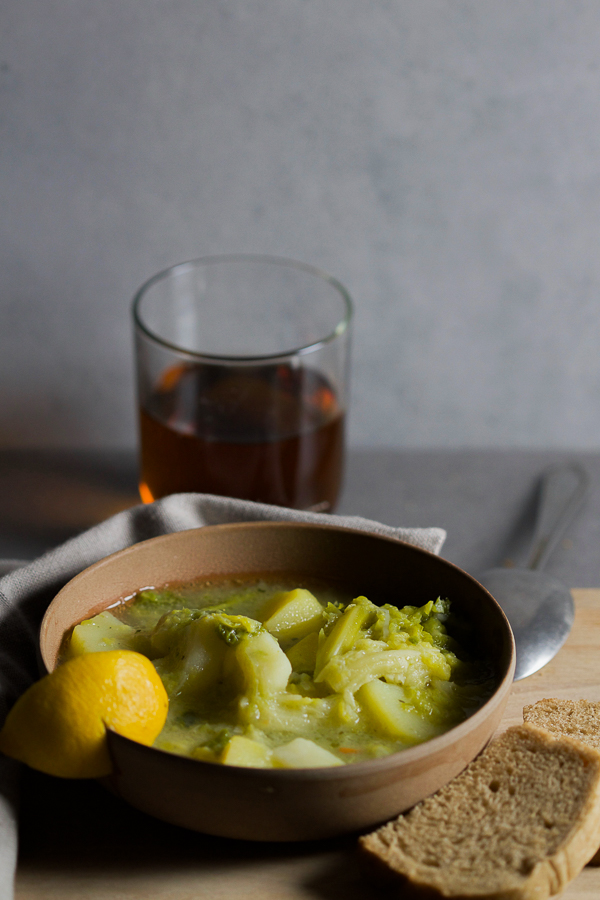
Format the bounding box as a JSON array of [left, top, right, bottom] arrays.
[[359, 724, 600, 900]]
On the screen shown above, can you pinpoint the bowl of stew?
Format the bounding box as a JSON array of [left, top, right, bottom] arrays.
[[39, 521, 515, 841]]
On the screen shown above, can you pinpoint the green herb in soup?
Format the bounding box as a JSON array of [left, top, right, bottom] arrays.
[[64, 578, 494, 768]]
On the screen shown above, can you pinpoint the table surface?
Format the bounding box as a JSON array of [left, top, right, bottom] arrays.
[[2, 446, 600, 585]]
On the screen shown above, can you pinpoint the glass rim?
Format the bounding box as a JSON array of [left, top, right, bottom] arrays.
[[132, 254, 353, 364]]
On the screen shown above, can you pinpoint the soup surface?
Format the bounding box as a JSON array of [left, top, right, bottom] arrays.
[[64, 576, 494, 768]]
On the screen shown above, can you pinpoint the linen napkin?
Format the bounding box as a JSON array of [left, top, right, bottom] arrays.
[[0, 492, 445, 900]]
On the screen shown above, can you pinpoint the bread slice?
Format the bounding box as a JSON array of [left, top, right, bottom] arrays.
[[359, 724, 600, 899], [523, 698, 600, 751], [523, 698, 600, 865]]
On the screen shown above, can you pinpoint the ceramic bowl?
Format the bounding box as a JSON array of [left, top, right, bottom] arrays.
[[40, 522, 515, 842]]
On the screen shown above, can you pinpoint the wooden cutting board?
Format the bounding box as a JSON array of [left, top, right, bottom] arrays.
[[15, 589, 600, 900]]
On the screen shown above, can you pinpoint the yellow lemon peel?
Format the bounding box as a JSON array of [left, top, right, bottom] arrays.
[[0, 650, 168, 779]]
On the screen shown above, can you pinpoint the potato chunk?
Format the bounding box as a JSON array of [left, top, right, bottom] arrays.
[[272, 737, 343, 768], [260, 589, 324, 641], [358, 679, 444, 744], [68, 611, 136, 657], [221, 735, 272, 768], [235, 630, 292, 696]]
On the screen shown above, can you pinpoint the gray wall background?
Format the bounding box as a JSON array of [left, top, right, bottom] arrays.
[[2, 1, 600, 451]]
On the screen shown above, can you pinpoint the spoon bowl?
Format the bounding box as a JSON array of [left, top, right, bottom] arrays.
[[477, 567, 574, 681]]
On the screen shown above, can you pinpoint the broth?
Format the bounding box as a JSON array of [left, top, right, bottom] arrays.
[[64, 576, 494, 768]]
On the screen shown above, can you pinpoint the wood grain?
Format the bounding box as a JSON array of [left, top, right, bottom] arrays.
[[15, 589, 600, 900]]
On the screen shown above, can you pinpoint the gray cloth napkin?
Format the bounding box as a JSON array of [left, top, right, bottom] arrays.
[[0, 492, 445, 900]]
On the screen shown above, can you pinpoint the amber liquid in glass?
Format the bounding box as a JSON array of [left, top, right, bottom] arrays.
[[139, 362, 345, 510]]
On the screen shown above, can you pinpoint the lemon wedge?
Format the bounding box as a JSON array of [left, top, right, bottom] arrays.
[[0, 650, 168, 778]]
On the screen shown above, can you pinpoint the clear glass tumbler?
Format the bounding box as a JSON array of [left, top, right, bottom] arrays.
[[133, 255, 352, 511]]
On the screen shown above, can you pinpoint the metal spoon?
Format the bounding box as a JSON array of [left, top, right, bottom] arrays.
[[478, 462, 590, 681]]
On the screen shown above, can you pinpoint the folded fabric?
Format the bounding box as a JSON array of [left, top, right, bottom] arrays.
[[0, 492, 446, 900]]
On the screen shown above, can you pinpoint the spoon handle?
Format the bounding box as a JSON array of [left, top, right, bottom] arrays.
[[526, 462, 591, 571]]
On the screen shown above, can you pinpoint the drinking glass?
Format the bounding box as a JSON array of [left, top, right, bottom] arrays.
[[133, 255, 352, 511]]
